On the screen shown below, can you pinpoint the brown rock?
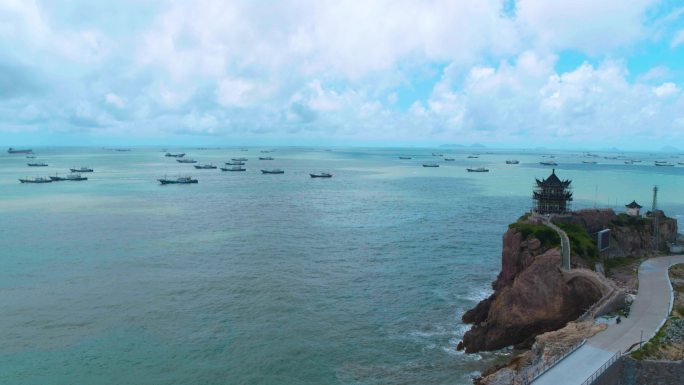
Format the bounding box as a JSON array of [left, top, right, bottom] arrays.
[[462, 249, 604, 352]]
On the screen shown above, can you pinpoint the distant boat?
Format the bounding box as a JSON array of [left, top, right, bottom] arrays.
[[310, 172, 333, 178], [27, 162, 48, 167], [176, 158, 198, 163], [70, 167, 93, 172], [232, 157, 248, 162], [26, 155, 36, 159], [8, 147, 33, 154], [50, 173, 87, 181], [624, 160, 634, 164], [422, 163, 439, 167], [467, 155, 479, 158], [467, 167, 489, 172], [444, 158, 455, 161], [432, 153, 443, 156], [398, 156, 412, 159], [194, 164, 217, 169], [654, 162, 674, 167], [225, 161, 245, 166], [220, 166, 246, 172], [260, 150, 271, 153], [259, 157, 274, 160], [678, 162, 684, 165], [582, 161, 597, 164], [540, 161, 558, 166], [505, 160, 519, 164], [654, 160, 668, 164], [158, 176, 198, 184], [165, 153, 185, 158], [114, 148, 131, 152], [261, 169, 284, 174], [19, 177, 52, 183]]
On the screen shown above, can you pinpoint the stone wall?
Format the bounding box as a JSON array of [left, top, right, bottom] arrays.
[[593, 357, 684, 385]]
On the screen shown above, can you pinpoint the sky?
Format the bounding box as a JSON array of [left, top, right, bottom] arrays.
[[1, 0, 684, 149]]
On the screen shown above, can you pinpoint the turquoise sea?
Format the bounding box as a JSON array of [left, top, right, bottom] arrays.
[[1, 147, 683, 385]]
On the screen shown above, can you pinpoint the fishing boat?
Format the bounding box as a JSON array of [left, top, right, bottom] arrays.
[[310, 172, 333, 178], [176, 158, 198, 163], [259, 157, 274, 160], [19, 177, 52, 183], [398, 156, 412, 159], [654, 160, 668, 164], [26, 155, 36, 159], [582, 161, 597, 164], [158, 176, 198, 184], [220, 166, 246, 172], [194, 164, 217, 169], [624, 160, 634, 164], [261, 169, 284, 174], [422, 163, 439, 167], [540, 161, 558, 166], [654, 162, 674, 167], [505, 160, 519, 164], [27, 162, 48, 167], [165, 152, 185, 157], [467, 167, 489, 172], [232, 157, 248, 162], [50, 173, 87, 181], [444, 158, 455, 161], [225, 161, 245, 166], [8, 147, 33, 154], [70, 167, 93, 172], [432, 153, 443, 156]]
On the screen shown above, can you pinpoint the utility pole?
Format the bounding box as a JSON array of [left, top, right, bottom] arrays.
[[652, 186, 659, 252]]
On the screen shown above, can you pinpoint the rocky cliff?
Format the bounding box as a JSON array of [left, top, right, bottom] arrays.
[[460, 209, 678, 354], [460, 230, 606, 352]]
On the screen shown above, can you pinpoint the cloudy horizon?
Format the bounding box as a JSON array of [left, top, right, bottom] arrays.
[[1, 0, 684, 150]]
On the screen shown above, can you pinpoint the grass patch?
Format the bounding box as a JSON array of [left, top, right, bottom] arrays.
[[558, 223, 600, 262], [509, 222, 560, 250], [604, 255, 641, 270], [631, 320, 670, 360]]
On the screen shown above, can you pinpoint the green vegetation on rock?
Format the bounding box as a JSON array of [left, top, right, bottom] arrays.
[[508, 222, 560, 249], [611, 213, 647, 229], [558, 223, 599, 262]]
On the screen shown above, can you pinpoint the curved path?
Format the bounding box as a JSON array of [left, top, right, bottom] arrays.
[[532, 255, 684, 385], [541, 218, 571, 270]]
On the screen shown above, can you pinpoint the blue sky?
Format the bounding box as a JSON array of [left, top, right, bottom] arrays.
[[1, 0, 684, 149]]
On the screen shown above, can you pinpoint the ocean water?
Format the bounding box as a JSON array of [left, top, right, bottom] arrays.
[[1, 147, 683, 385]]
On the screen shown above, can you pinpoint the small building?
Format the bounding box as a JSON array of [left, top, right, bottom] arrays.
[[532, 169, 573, 215], [625, 200, 642, 216]]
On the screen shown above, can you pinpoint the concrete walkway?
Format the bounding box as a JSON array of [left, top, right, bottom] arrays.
[[532, 255, 684, 385]]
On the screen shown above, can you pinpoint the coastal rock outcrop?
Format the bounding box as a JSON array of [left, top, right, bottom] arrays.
[[461, 209, 676, 354], [462, 247, 604, 352]]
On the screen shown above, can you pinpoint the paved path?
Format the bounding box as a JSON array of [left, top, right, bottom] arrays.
[[532, 255, 684, 385], [541, 218, 571, 270]]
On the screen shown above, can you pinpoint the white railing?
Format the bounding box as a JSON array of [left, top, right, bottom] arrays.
[[518, 339, 586, 384], [579, 350, 621, 385]]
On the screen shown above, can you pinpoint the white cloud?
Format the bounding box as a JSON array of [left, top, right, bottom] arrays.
[[516, 0, 656, 53], [216, 78, 255, 108], [671, 29, 684, 48], [105, 93, 125, 108], [652, 82, 680, 98]]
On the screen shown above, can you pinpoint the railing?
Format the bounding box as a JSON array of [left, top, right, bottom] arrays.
[[579, 350, 621, 385], [518, 339, 586, 385]]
